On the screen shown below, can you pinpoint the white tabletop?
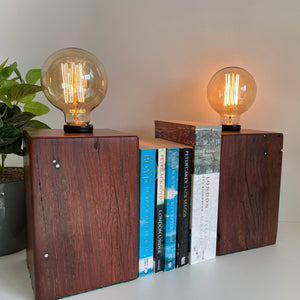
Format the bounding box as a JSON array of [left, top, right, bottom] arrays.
[[1, 221, 299, 300]]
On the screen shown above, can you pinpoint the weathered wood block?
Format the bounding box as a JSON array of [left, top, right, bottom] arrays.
[[217, 130, 283, 255], [23, 129, 139, 300]]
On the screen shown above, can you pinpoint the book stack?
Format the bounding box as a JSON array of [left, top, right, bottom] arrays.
[[139, 120, 222, 275], [139, 138, 193, 275]]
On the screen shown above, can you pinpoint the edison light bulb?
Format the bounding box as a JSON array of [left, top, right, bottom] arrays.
[[207, 66, 256, 131], [41, 48, 107, 133]]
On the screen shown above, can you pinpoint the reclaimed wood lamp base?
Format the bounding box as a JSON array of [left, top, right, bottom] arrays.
[[217, 130, 283, 255], [23, 129, 139, 300]]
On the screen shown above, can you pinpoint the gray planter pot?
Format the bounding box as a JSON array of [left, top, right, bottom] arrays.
[[0, 179, 26, 256]]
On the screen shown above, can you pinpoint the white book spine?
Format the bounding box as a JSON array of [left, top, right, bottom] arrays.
[[190, 172, 220, 264]]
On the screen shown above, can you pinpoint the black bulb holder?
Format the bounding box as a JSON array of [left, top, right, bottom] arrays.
[[222, 124, 241, 132], [64, 124, 93, 133]]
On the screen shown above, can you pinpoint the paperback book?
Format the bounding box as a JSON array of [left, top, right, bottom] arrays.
[[139, 142, 156, 276], [155, 147, 166, 272], [164, 146, 179, 271], [176, 147, 193, 267], [139, 139, 166, 273]]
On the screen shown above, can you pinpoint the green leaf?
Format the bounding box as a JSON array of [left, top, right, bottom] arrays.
[[6, 111, 35, 128], [0, 59, 8, 72], [5, 105, 21, 119], [24, 119, 50, 129], [0, 62, 17, 79], [0, 96, 13, 109], [0, 103, 7, 115], [0, 137, 23, 155], [25, 69, 41, 84], [19, 93, 36, 103], [24, 101, 50, 116], [0, 118, 3, 128], [0, 122, 22, 147], [0, 136, 21, 148], [0, 121, 21, 138], [0, 79, 18, 95], [6, 84, 42, 101], [14, 68, 24, 83]]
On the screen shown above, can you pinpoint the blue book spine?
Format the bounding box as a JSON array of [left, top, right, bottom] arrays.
[[139, 149, 156, 277], [164, 148, 179, 271]]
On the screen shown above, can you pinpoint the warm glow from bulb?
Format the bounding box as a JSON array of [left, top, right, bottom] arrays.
[[224, 73, 240, 106], [61, 62, 86, 105], [41, 47, 108, 132], [207, 66, 256, 131], [61, 62, 87, 125]]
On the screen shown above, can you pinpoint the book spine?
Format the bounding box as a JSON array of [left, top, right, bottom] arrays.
[[190, 126, 221, 264], [139, 149, 156, 277], [154, 148, 166, 273], [164, 148, 179, 271], [176, 148, 193, 268]]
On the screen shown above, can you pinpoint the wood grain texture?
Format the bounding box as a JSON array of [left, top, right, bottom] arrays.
[[217, 132, 283, 254], [155, 120, 197, 146], [24, 130, 139, 300]]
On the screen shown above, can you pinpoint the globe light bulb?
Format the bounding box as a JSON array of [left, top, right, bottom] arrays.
[[41, 48, 108, 133], [207, 66, 256, 131]]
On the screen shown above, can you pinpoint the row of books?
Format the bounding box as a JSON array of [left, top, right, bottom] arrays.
[[139, 120, 222, 277]]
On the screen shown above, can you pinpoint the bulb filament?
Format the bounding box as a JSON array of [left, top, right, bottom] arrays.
[[224, 73, 239, 106], [61, 62, 87, 125]]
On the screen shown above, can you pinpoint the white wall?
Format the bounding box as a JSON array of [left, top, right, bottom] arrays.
[[1, 0, 299, 221]]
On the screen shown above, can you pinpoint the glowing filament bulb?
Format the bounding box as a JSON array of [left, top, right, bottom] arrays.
[[224, 73, 240, 106], [41, 47, 108, 133], [207, 66, 256, 131], [61, 62, 86, 105]]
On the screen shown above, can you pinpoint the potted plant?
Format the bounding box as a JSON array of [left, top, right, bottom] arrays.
[[0, 59, 50, 256]]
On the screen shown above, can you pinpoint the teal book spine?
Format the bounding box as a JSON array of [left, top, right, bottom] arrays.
[[139, 148, 156, 277], [164, 148, 179, 271]]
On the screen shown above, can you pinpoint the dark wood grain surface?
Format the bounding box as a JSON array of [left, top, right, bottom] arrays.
[[217, 132, 283, 254], [24, 130, 139, 300]]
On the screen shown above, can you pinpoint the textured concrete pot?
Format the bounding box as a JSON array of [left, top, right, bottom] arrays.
[[0, 173, 26, 256]]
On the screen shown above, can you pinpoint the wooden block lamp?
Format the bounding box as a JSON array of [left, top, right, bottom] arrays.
[[24, 48, 139, 300], [207, 66, 283, 254]]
